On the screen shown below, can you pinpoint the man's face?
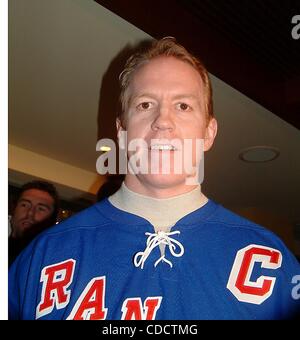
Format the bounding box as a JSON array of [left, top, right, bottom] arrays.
[[118, 56, 217, 194], [11, 188, 55, 238]]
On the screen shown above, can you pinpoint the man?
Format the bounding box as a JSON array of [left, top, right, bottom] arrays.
[[8, 180, 59, 266], [9, 38, 300, 319]]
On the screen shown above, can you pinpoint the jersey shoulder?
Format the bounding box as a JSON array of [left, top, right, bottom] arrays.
[[41, 198, 115, 236], [206, 202, 297, 255]]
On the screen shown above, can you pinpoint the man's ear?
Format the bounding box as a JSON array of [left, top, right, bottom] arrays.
[[116, 118, 126, 149], [204, 117, 218, 152]]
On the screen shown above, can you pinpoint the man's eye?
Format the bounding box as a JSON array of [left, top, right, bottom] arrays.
[[176, 103, 191, 111], [37, 206, 49, 213], [19, 202, 30, 208], [137, 102, 153, 110]]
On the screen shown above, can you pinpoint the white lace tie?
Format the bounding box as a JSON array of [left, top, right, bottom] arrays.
[[134, 231, 184, 269]]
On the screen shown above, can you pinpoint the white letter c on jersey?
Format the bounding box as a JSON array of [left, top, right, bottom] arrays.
[[227, 245, 282, 305]]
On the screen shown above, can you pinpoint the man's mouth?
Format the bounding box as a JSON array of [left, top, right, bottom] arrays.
[[21, 220, 34, 228]]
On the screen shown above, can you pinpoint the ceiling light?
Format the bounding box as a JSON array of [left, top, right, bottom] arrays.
[[99, 146, 111, 152], [239, 146, 280, 163]]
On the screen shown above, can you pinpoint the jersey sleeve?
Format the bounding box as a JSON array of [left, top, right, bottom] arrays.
[[8, 239, 40, 320]]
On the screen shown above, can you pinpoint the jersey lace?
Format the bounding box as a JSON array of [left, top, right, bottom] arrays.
[[133, 231, 184, 269]]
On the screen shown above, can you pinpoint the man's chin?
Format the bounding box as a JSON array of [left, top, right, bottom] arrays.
[[14, 223, 31, 237], [140, 173, 190, 189]]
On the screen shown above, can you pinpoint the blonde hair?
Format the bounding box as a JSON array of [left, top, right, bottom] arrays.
[[119, 37, 213, 126]]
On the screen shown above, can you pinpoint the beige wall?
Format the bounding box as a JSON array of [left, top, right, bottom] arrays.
[[8, 144, 106, 199]]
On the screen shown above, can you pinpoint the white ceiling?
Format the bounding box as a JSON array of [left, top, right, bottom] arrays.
[[9, 0, 300, 225]]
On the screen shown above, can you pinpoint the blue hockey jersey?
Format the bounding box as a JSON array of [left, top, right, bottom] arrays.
[[8, 199, 300, 319]]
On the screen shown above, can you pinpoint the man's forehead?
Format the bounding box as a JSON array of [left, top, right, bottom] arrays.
[[20, 189, 54, 205], [129, 57, 203, 94], [133, 56, 201, 79]]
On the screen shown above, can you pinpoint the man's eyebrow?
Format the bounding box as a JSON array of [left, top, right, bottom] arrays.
[[18, 198, 31, 204], [131, 93, 157, 100], [131, 93, 200, 100], [172, 94, 200, 101]]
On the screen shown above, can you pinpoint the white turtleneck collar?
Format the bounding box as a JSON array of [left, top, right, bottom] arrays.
[[108, 182, 208, 233]]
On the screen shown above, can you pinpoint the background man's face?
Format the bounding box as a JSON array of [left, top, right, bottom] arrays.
[[11, 188, 55, 238], [119, 56, 217, 190]]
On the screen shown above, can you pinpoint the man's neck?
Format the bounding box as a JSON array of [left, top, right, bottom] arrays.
[[109, 181, 208, 232]]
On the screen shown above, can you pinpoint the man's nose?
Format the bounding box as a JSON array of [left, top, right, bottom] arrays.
[[26, 206, 35, 219], [151, 106, 175, 132]]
